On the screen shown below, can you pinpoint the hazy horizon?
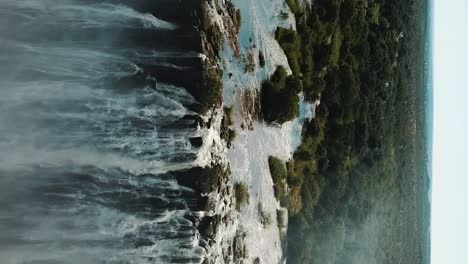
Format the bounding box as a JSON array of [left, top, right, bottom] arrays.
[[432, 0, 468, 263]]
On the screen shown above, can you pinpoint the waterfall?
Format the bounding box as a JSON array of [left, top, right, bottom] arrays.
[[0, 1, 207, 263]]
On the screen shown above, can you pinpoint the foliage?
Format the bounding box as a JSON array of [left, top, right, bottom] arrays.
[[368, 3, 381, 25], [236, 9, 242, 26], [261, 67, 300, 124], [275, 28, 302, 75], [285, 0, 304, 15], [234, 182, 250, 211], [268, 156, 288, 206], [277, 0, 430, 263]]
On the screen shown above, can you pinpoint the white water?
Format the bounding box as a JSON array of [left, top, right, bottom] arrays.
[[0, 0, 317, 263], [0, 1, 206, 263], [0, 2, 177, 30], [202, 1, 317, 263]]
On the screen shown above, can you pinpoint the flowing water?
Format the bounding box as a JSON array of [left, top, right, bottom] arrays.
[[0, 1, 208, 263]]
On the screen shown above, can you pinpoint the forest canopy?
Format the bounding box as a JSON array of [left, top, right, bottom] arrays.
[[260, 0, 430, 263]]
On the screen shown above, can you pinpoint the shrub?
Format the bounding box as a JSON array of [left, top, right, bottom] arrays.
[[268, 156, 288, 205], [275, 28, 301, 75], [368, 3, 381, 25], [236, 9, 242, 26], [260, 67, 300, 124], [234, 182, 250, 211], [285, 0, 304, 15]]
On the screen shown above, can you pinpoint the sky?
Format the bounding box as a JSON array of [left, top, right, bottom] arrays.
[[432, 0, 468, 263]]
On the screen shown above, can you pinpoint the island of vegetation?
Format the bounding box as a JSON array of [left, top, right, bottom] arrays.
[[262, 0, 431, 263]]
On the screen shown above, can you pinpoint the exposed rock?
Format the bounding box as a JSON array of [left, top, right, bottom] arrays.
[[134, 238, 154, 248], [244, 50, 256, 73], [232, 230, 248, 262], [225, 2, 242, 59], [240, 90, 260, 130], [198, 0, 224, 112], [221, 107, 236, 147], [190, 137, 204, 148], [173, 165, 228, 194], [199, 214, 222, 239]]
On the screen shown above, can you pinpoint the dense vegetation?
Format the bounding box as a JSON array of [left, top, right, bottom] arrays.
[[260, 66, 301, 123], [268, 156, 289, 205], [261, 0, 429, 263], [268, 156, 303, 214]]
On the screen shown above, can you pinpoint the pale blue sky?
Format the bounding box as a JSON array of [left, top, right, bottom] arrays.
[[432, 0, 468, 263]]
